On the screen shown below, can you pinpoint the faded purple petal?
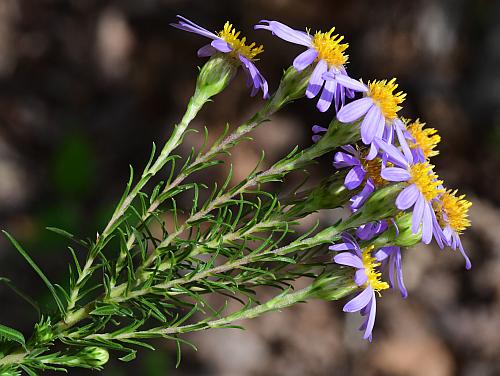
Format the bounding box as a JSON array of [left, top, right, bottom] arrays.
[[395, 184, 419, 210], [395, 250, 408, 298], [293, 48, 318, 71], [337, 97, 373, 123], [239, 55, 269, 99]]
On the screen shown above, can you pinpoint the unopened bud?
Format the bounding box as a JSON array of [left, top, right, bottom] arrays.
[[195, 55, 237, 99]]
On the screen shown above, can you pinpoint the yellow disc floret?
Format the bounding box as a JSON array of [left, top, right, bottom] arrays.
[[361, 246, 389, 293], [311, 28, 349, 68], [406, 119, 441, 159], [434, 189, 472, 234], [362, 155, 387, 188], [409, 162, 444, 201], [218, 22, 264, 60], [368, 79, 406, 120]]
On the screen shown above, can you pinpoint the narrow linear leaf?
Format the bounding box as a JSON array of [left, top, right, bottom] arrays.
[[3, 231, 65, 314]]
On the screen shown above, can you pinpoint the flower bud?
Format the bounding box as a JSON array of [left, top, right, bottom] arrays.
[[367, 213, 422, 248], [286, 172, 350, 218], [340, 183, 405, 231], [195, 55, 237, 100], [268, 65, 314, 109], [309, 270, 358, 301], [75, 347, 109, 368], [33, 317, 54, 344]]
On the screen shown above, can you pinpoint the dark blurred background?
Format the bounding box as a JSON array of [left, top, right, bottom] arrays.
[[0, 0, 499, 375]]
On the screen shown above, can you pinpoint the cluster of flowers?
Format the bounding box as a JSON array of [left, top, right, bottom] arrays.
[[171, 16, 472, 341]]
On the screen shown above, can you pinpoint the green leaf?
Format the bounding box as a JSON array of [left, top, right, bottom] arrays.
[[118, 350, 137, 362], [3, 231, 65, 314], [0, 324, 26, 350]]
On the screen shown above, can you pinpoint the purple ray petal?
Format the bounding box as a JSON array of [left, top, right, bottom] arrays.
[[381, 167, 411, 182], [456, 235, 472, 270], [171, 16, 219, 40], [374, 138, 409, 168], [293, 48, 318, 71], [363, 290, 377, 340], [354, 269, 368, 286], [350, 179, 375, 210], [412, 194, 425, 233], [337, 97, 373, 123], [333, 252, 364, 269], [211, 39, 232, 53], [335, 74, 368, 92], [395, 249, 408, 298], [394, 119, 413, 162], [361, 104, 384, 144], [317, 77, 336, 112], [254, 20, 312, 47], [306, 60, 327, 99], [395, 184, 419, 210], [343, 286, 373, 313], [329, 242, 357, 251], [421, 202, 433, 244], [197, 44, 217, 57], [345, 165, 366, 190], [333, 151, 360, 168]]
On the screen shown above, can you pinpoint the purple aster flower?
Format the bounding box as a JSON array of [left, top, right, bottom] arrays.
[[375, 138, 445, 245], [254, 20, 365, 112], [432, 189, 472, 269], [374, 246, 407, 298], [336, 79, 412, 160], [330, 234, 389, 341], [333, 145, 389, 210], [171, 16, 269, 98]]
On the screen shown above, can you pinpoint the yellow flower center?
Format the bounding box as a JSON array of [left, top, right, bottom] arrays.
[[406, 119, 441, 160], [362, 246, 389, 293], [368, 79, 406, 120], [409, 162, 444, 201], [218, 22, 264, 60], [311, 28, 349, 68], [433, 189, 472, 234], [361, 154, 387, 188]]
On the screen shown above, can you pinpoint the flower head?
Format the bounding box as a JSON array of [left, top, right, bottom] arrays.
[[336, 79, 411, 161], [255, 20, 365, 112], [333, 145, 388, 210], [331, 235, 390, 340], [405, 118, 441, 162], [433, 189, 472, 269], [171, 16, 269, 98], [376, 138, 444, 244]]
